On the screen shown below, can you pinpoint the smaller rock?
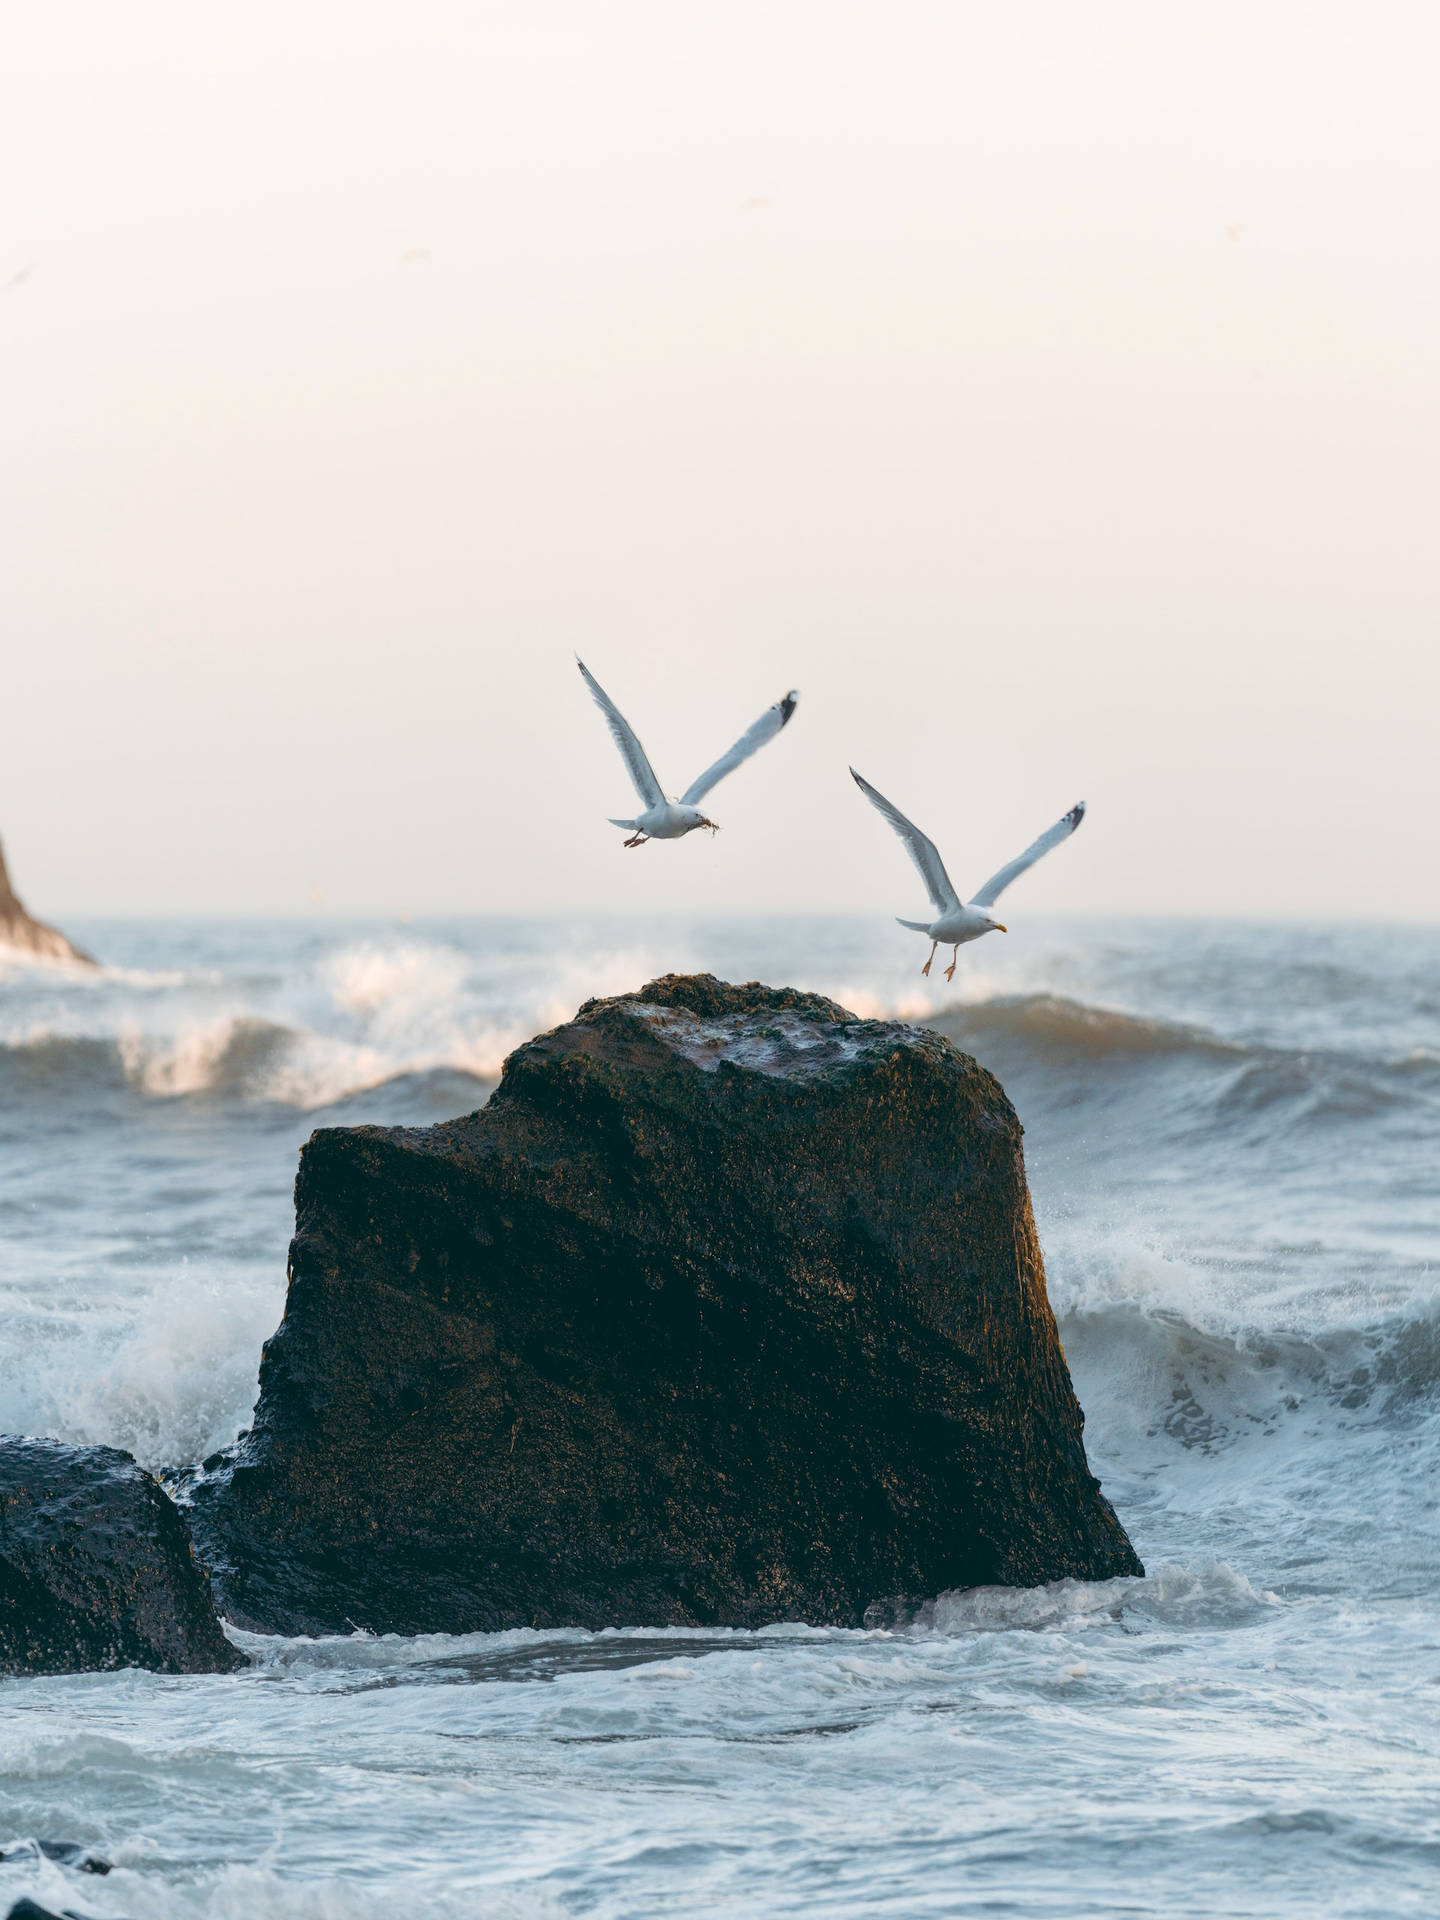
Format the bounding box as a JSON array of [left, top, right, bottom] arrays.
[[0, 1437, 245, 1676], [0, 1846, 108, 1876], [0, 839, 94, 967], [6, 1901, 119, 1920]]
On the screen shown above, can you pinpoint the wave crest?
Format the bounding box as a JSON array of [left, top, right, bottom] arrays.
[[0, 936, 697, 1109], [928, 992, 1236, 1061], [1050, 1239, 1440, 1458], [0, 941, 519, 1108], [921, 1560, 1279, 1635]]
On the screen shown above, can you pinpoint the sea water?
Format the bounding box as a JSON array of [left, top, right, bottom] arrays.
[[0, 916, 1436, 1918]]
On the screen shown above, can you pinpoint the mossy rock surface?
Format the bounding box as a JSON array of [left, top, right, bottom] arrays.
[[184, 974, 1141, 1635]]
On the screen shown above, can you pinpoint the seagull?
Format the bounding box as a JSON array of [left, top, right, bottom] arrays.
[[851, 769, 1085, 979], [578, 658, 798, 846]]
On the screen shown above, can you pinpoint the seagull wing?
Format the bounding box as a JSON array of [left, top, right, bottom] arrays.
[[849, 769, 960, 916], [968, 802, 1086, 907], [577, 658, 664, 809], [680, 691, 799, 806]]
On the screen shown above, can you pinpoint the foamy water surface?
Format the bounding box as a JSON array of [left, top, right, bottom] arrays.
[[1, 915, 1437, 1917]]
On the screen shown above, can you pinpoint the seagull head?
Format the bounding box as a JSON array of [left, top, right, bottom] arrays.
[[673, 804, 720, 835]]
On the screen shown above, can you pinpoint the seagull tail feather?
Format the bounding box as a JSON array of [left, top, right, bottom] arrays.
[[608, 817, 640, 829], [896, 918, 932, 932]]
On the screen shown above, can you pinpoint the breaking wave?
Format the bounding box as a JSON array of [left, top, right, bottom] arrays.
[[3, 949, 1437, 1129], [0, 1262, 282, 1472], [925, 1559, 1280, 1633], [929, 990, 1440, 1115], [1044, 1232, 1440, 1474], [0, 939, 672, 1109], [929, 992, 1239, 1060]]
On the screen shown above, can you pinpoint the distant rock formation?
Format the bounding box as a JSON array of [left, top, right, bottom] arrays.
[[0, 1437, 244, 1676], [183, 974, 1142, 1636], [0, 839, 94, 965]]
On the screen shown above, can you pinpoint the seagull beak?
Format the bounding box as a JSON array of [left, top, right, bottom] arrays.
[[995, 924, 1008, 933], [703, 818, 719, 832]]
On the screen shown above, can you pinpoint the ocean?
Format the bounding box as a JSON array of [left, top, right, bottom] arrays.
[[1, 915, 1437, 1918]]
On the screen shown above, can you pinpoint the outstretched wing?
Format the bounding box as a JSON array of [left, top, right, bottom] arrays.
[[969, 802, 1086, 907], [680, 690, 799, 806], [849, 769, 960, 916], [576, 658, 664, 809]]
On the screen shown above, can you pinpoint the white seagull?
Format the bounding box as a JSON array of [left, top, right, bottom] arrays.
[[851, 769, 1086, 979], [578, 658, 799, 846]]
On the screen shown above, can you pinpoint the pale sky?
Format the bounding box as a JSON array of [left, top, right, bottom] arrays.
[[3, 1, 1437, 918]]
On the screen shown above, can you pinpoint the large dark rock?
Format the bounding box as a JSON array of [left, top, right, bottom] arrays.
[[0, 839, 94, 966], [0, 1438, 244, 1675], [184, 975, 1141, 1635]]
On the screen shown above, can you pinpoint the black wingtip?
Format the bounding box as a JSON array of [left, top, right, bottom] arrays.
[[1070, 801, 1086, 826], [778, 690, 798, 726]]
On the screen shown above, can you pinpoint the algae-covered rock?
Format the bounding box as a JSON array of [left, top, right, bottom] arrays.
[[184, 975, 1141, 1634], [0, 1437, 244, 1676]]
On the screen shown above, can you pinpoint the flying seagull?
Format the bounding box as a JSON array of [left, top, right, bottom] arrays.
[[851, 769, 1085, 979], [578, 658, 798, 846]]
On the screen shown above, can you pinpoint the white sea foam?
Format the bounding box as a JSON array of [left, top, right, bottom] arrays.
[[0, 947, 97, 983], [0, 937, 707, 1106], [1041, 1219, 1440, 1467], [0, 1265, 279, 1470], [925, 1560, 1281, 1634], [0, 1851, 559, 1920]]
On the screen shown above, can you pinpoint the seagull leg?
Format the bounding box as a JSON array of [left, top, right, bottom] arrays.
[[944, 946, 959, 981], [921, 941, 937, 977], [623, 831, 649, 848]]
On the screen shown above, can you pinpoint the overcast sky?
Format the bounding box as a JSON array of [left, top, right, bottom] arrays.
[[3, 1, 1437, 918]]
